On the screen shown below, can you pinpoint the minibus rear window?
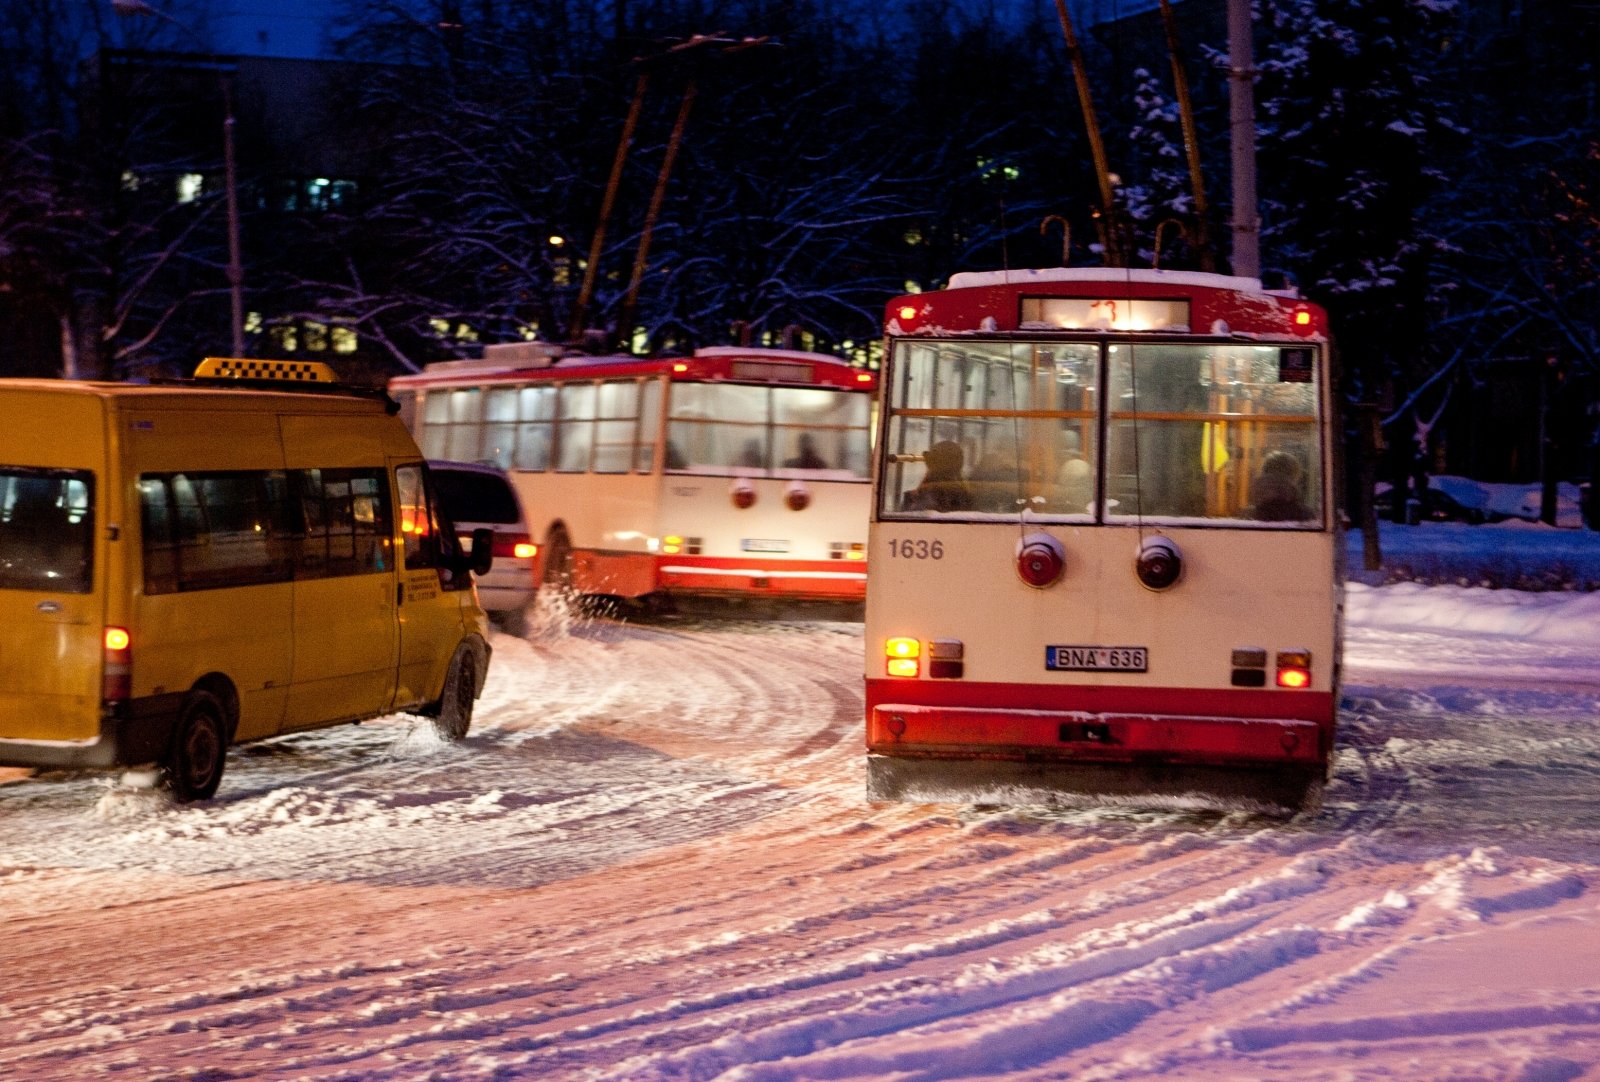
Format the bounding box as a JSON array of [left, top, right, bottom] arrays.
[[0, 468, 94, 594]]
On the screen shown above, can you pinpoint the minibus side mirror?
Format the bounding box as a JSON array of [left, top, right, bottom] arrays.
[[469, 527, 494, 577]]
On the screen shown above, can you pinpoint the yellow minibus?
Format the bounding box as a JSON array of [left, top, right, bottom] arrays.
[[0, 359, 494, 801]]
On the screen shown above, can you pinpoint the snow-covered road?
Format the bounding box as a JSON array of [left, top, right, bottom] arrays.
[[4, 588, 1600, 1081]]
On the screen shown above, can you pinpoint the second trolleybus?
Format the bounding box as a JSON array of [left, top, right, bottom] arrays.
[[390, 344, 876, 610], [865, 268, 1342, 810]]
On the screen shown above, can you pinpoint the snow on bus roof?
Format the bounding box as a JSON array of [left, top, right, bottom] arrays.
[[945, 267, 1268, 294]]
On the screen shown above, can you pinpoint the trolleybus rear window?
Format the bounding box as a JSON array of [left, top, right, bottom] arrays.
[[881, 340, 1322, 526]]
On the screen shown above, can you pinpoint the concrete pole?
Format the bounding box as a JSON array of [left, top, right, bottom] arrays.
[[1227, 0, 1259, 280]]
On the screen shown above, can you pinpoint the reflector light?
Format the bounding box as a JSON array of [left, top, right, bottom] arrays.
[[856, 372, 873, 383], [887, 657, 920, 678], [672, 362, 689, 372], [1276, 667, 1312, 689], [104, 627, 131, 651], [1016, 532, 1066, 589], [1135, 535, 1183, 591]]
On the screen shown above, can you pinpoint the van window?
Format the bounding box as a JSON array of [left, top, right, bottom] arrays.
[[396, 463, 465, 579], [140, 471, 296, 593], [297, 468, 392, 577], [0, 469, 93, 593], [431, 469, 519, 525]]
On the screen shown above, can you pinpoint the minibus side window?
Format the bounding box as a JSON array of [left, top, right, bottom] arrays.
[[297, 468, 393, 578], [140, 471, 295, 593]]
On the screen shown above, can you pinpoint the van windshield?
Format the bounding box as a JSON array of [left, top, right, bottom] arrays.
[[0, 468, 94, 593]]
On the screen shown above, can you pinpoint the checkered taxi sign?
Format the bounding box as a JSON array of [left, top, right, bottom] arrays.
[[195, 357, 338, 382]]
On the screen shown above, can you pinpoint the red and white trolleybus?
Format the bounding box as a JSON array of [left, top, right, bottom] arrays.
[[390, 344, 875, 606], [865, 268, 1341, 809]]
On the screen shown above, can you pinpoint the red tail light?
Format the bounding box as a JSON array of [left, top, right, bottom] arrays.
[[1016, 532, 1066, 589], [732, 480, 756, 509], [103, 626, 131, 703], [492, 533, 536, 560]]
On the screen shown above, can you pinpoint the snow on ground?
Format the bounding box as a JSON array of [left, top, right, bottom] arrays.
[[3, 525, 1600, 1081]]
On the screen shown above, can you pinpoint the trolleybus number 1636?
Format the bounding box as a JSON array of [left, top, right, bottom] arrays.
[[1045, 646, 1150, 673]]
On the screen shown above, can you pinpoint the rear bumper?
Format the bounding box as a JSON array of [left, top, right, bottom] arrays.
[[657, 558, 867, 601], [0, 695, 182, 771], [867, 701, 1327, 771]]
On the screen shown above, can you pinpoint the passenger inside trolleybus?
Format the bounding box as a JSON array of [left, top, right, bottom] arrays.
[[901, 440, 973, 512], [1250, 449, 1313, 521]]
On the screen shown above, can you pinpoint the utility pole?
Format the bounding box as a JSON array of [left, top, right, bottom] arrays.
[[1227, 0, 1260, 280]]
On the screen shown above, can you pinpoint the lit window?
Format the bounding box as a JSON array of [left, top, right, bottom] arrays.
[[270, 325, 298, 351], [428, 318, 451, 336], [121, 170, 141, 192], [244, 311, 264, 333], [303, 321, 328, 351], [330, 326, 358, 353], [176, 173, 204, 204]]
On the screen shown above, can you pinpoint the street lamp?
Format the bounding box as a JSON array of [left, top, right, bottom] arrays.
[[112, 0, 246, 357]]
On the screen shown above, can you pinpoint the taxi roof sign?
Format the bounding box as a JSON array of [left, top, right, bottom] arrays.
[[195, 358, 338, 383]]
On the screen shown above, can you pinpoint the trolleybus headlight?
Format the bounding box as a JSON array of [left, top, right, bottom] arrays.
[[1135, 535, 1183, 591], [731, 479, 757, 509], [785, 481, 811, 511], [1015, 532, 1066, 589]]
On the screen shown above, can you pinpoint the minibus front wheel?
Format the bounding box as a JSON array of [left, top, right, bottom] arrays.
[[166, 691, 227, 802]]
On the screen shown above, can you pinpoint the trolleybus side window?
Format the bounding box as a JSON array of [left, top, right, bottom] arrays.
[[0, 469, 93, 593], [595, 380, 641, 474], [421, 388, 482, 463], [635, 378, 662, 472], [482, 387, 518, 469], [515, 385, 556, 471], [556, 382, 597, 472]]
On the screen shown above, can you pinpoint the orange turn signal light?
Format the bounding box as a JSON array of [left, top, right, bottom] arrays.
[[1276, 667, 1312, 689]]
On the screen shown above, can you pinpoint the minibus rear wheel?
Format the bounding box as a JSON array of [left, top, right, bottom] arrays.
[[166, 691, 227, 802], [432, 648, 477, 742]]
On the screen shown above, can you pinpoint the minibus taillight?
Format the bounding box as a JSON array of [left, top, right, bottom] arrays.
[[103, 627, 132, 703]]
